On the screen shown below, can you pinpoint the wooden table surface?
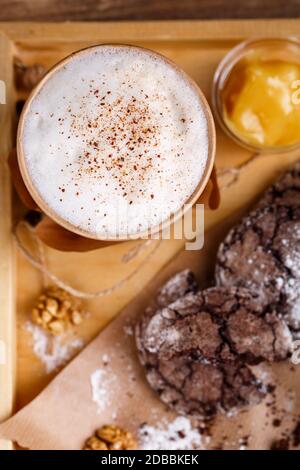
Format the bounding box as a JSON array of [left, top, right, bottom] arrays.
[[0, 0, 300, 21]]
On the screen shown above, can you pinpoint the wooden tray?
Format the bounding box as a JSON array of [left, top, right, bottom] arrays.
[[1, 19, 300, 450]]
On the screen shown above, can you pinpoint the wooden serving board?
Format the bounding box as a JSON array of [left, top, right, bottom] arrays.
[[0, 31, 15, 451], [1, 19, 300, 449]]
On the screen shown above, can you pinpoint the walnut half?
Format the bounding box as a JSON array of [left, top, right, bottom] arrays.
[[32, 286, 83, 335], [83, 425, 136, 450]]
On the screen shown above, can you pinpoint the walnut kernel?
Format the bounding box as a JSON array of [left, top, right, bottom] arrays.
[[31, 286, 83, 335], [83, 425, 136, 451]]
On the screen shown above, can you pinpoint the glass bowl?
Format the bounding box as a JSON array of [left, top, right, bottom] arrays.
[[212, 37, 300, 153]]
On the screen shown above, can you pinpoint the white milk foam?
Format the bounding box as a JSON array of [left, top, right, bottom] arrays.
[[22, 46, 209, 238]]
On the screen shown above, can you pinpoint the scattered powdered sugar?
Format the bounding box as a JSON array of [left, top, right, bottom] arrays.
[[276, 277, 284, 289], [238, 438, 248, 451], [90, 367, 116, 414], [144, 313, 181, 354], [282, 388, 296, 413], [126, 362, 137, 383], [101, 354, 110, 365], [251, 363, 274, 389], [280, 224, 300, 328], [90, 352, 137, 418], [285, 279, 300, 328], [25, 321, 83, 373], [138, 416, 203, 450], [285, 254, 300, 278], [123, 323, 134, 337]]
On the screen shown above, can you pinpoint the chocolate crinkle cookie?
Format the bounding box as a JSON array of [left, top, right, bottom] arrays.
[[136, 285, 292, 419], [216, 201, 300, 337], [258, 161, 300, 209], [156, 269, 198, 308]]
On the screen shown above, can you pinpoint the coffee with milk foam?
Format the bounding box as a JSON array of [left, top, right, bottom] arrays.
[[21, 46, 209, 238]]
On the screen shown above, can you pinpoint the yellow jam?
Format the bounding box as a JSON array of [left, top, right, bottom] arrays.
[[222, 59, 300, 148]]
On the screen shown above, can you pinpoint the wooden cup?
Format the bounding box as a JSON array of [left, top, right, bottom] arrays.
[[15, 45, 217, 250]]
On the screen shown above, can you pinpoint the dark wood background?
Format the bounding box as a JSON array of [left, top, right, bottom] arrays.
[[0, 0, 299, 21]]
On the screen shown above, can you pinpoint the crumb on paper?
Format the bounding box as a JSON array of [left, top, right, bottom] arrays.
[[238, 436, 249, 451], [25, 321, 83, 373], [102, 354, 110, 365], [123, 323, 134, 336], [138, 416, 204, 450]]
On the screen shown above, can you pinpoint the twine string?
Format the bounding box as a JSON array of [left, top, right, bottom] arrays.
[[216, 153, 261, 189], [13, 221, 162, 299], [34, 227, 48, 288], [121, 239, 153, 263]]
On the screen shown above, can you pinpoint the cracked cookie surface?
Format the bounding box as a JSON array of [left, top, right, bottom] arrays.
[[156, 269, 198, 308], [216, 202, 300, 337], [136, 285, 291, 418], [258, 161, 300, 209]]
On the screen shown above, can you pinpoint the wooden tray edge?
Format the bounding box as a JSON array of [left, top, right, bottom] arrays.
[[0, 19, 300, 45], [1, 18, 300, 450], [0, 31, 16, 450]]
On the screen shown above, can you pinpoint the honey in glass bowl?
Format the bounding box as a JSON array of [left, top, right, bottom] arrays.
[[213, 38, 300, 153]]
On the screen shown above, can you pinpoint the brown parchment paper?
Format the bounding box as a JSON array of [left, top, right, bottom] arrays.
[[0, 215, 299, 450]]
